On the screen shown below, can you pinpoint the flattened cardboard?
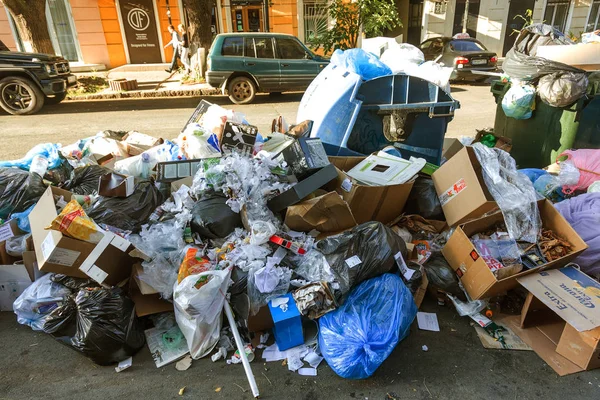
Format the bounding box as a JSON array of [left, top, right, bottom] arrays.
[[248, 305, 274, 332], [171, 177, 194, 193], [133, 263, 159, 295], [129, 274, 173, 317], [441, 200, 588, 300], [0, 219, 24, 265], [284, 192, 357, 233], [537, 44, 600, 71], [327, 156, 414, 224], [432, 146, 498, 227], [442, 138, 464, 162]]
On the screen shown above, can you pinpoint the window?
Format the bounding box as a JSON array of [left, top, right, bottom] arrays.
[[450, 40, 486, 51], [303, 0, 328, 43], [587, 0, 600, 32], [544, 0, 571, 32], [222, 37, 243, 56], [47, 0, 79, 61], [420, 40, 433, 50], [254, 38, 274, 58], [244, 38, 256, 57], [277, 38, 307, 59], [434, 2, 447, 15]]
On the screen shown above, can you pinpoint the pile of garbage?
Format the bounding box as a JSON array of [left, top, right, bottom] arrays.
[[1, 44, 600, 395]]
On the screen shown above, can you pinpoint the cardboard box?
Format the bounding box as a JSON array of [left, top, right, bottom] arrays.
[[0, 219, 24, 265], [327, 156, 415, 224], [346, 153, 424, 186], [442, 200, 587, 300], [129, 264, 173, 317], [0, 264, 32, 311], [248, 305, 274, 332], [502, 266, 600, 376], [432, 146, 498, 227], [267, 164, 338, 212], [268, 293, 304, 351], [284, 191, 357, 233], [171, 177, 193, 193], [221, 122, 258, 157], [281, 137, 330, 180], [98, 172, 135, 197], [537, 44, 600, 71], [442, 138, 464, 162], [29, 186, 138, 286]]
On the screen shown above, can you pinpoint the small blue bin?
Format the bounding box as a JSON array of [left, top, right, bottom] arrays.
[[268, 293, 304, 351]]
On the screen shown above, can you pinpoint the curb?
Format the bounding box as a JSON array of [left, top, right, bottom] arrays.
[[66, 87, 222, 101]]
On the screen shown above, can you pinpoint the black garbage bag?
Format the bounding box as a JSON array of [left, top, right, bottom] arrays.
[[44, 155, 74, 185], [503, 24, 585, 80], [190, 192, 243, 239], [62, 165, 113, 195], [538, 71, 589, 108], [422, 251, 465, 300], [43, 287, 145, 365], [87, 179, 165, 232], [0, 168, 47, 220], [404, 176, 444, 220], [316, 221, 407, 301], [51, 274, 99, 291]]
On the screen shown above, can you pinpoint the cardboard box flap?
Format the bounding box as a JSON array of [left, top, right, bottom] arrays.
[[284, 192, 357, 233], [517, 266, 600, 333]]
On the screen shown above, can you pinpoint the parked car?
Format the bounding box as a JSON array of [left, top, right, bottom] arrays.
[[207, 33, 329, 104], [419, 37, 498, 82], [0, 39, 77, 115]]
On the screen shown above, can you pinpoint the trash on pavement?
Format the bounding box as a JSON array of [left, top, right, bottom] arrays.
[[416, 312, 440, 332], [268, 293, 303, 351], [98, 172, 135, 197], [292, 281, 336, 319]]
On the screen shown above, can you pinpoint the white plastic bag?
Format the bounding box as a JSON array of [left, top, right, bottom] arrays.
[[13, 274, 71, 331], [405, 61, 453, 93], [114, 142, 178, 178], [380, 43, 424, 74], [177, 124, 221, 159], [174, 268, 232, 359]]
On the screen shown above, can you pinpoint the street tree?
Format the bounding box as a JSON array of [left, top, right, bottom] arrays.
[[1, 0, 54, 54], [310, 0, 401, 54], [182, 0, 214, 74]]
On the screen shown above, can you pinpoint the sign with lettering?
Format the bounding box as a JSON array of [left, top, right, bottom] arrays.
[[118, 0, 162, 63]]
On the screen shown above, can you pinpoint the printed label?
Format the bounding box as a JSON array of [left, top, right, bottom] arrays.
[[345, 255, 362, 268], [47, 248, 81, 267], [0, 222, 15, 242], [439, 178, 467, 206], [341, 178, 353, 193], [85, 265, 108, 284], [394, 251, 415, 280]]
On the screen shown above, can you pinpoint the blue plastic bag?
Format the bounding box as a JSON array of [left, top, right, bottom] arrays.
[[0, 143, 63, 170], [318, 273, 417, 379], [331, 49, 392, 81], [11, 204, 35, 233], [502, 84, 536, 120]]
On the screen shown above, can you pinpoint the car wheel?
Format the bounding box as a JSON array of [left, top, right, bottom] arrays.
[[228, 76, 256, 105], [0, 77, 45, 115], [45, 92, 67, 105]]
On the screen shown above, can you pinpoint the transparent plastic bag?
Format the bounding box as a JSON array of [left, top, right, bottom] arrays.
[[13, 274, 71, 331], [6, 234, 31, 257], [472, 238, 523, 280], [472, 143, 541, 243], [318, 274, 417, 379], [538, 71, 588, 108], [502, 84, 536, 120], [380, 43, 424, 74], [0, 143, 63, 170], [330, 48, 392, 81], [177, 124, 221, 159], [249, 221, 277, 245], [114, 141, 179, 178], [247, 263, 292, 315], [173, 268, 232, 359], [293, 249, 336, 284]]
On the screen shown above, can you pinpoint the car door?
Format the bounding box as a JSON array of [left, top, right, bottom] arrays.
[[274, 37, 319, 91], [242, 37, 280, 92]]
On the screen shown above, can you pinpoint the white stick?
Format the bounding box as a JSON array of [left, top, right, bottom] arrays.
[[223, 300, 260, 398]]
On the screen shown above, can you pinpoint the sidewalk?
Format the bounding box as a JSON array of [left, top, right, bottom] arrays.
[[68, 68, 221, 101]]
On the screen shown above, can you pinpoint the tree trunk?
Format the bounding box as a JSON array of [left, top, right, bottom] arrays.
[[183, 0, 214, 51], [2, 0, 55, 54]]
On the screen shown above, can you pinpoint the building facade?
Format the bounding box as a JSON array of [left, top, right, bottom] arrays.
[[1, 0, 599, 68]]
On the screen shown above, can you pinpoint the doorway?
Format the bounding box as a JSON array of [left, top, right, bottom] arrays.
[[502, 0, 535, 56], [232, 6, 263, 32], [452, 0, 481, 38], [406, 0, 423, 45]]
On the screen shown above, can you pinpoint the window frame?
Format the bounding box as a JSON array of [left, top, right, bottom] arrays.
[[587, 0, 600, 32], [221, 36, 244, 57], [275, 37, 308, 60], [301, 0, 329, 44], [543, 0, 572, 32]]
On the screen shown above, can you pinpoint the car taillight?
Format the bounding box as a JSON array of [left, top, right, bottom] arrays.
[[454, 57, 469, 65], [490, 56, 498, 63]]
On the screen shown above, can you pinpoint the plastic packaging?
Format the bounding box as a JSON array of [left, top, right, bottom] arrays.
[[43, 286, 146, 365], [63, 165, 113, 195], [11, 204, 35, 233], [404, 177, 444, 220], [537, 71, 589, 108], [330, 48, 392, 81], [190, 192, 243, 239], [0, 143, 63, 170], [114, 141, 179, 178], [380, 43, 424, 74], [501, 84, 536, 120], [582, 31, 600, 43], [0, 168, 47, 220], [472, 143, 541, 243], [173, 268, 232, 359], [177, 247, 211, 284], [48, 200, 105, 243], [249, 221, 277, 245], [247, 264, 292, 315], [6, 234, 31, 257], [292, 249, 336, 284], [472, 238, 523, 280], [316, 222, 407, 301], [404, 61, 453, 93], [318, 274, 417, 379], [29, 155, 49, 177], [558, 149, 600, 194], [87, 179, 165, 232], [13, 274, 71, 331], [177, 124, 221, 159]]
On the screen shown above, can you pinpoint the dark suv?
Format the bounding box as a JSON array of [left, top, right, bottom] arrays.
[[0, 39, 77, 115]]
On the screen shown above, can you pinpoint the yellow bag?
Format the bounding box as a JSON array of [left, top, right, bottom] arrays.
[[47, 200, 104, 243]]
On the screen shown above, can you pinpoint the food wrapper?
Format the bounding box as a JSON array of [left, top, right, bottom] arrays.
[[47, 199, 105, 243], [177, 247, 212, 284]]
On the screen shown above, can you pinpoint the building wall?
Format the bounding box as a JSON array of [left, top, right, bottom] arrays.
[[0, 7, 17, 50], [270, 0, 298, 35], [69, 0, 111, 66], [157, 0, 183, 63], [98, 0, 127, 67]]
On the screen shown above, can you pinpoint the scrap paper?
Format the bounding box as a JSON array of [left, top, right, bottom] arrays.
[[417, 312, 440, 332], [298, 368, 317, 376]]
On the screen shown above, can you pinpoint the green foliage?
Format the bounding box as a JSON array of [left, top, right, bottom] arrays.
[[511, 9, 534, 36], [310, 0, 402, 54]]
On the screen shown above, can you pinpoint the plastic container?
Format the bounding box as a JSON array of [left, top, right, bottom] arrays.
[[491, 80, 599, 168], [297, 64, 460, 165]]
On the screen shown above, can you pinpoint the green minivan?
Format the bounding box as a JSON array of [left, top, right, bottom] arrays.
[[206, 33, 329, 105]]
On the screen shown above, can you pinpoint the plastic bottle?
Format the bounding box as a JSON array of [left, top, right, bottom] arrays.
[[140, 153, 151, 179], [29, 155, 49, 177]]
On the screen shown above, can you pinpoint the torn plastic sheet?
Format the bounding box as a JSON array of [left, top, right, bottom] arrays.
[[247, 264, 292, 315]]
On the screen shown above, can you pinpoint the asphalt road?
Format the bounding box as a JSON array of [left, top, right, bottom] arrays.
[[0, 84, 495, 160]]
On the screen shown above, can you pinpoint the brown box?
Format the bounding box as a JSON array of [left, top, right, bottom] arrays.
[[327, 156, 414, 224], [29, 186, 137, 286], [432, 146, 498, 227], [501, 266, 600, 376], [441, 200, 587, 300], [285, 191, 357, 233], [130, 263, 173, 317], [98, 172, 135, 197]]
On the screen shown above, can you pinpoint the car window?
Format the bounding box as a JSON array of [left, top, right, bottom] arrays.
[[420, 40, 432, 50], [221, 37, 243, 56], [244, 38, 256, 58], [431, 39, 444, 52], [450, 40, 486, 52], [277, 38, 306, 59], [254, 38, 274, 59]]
